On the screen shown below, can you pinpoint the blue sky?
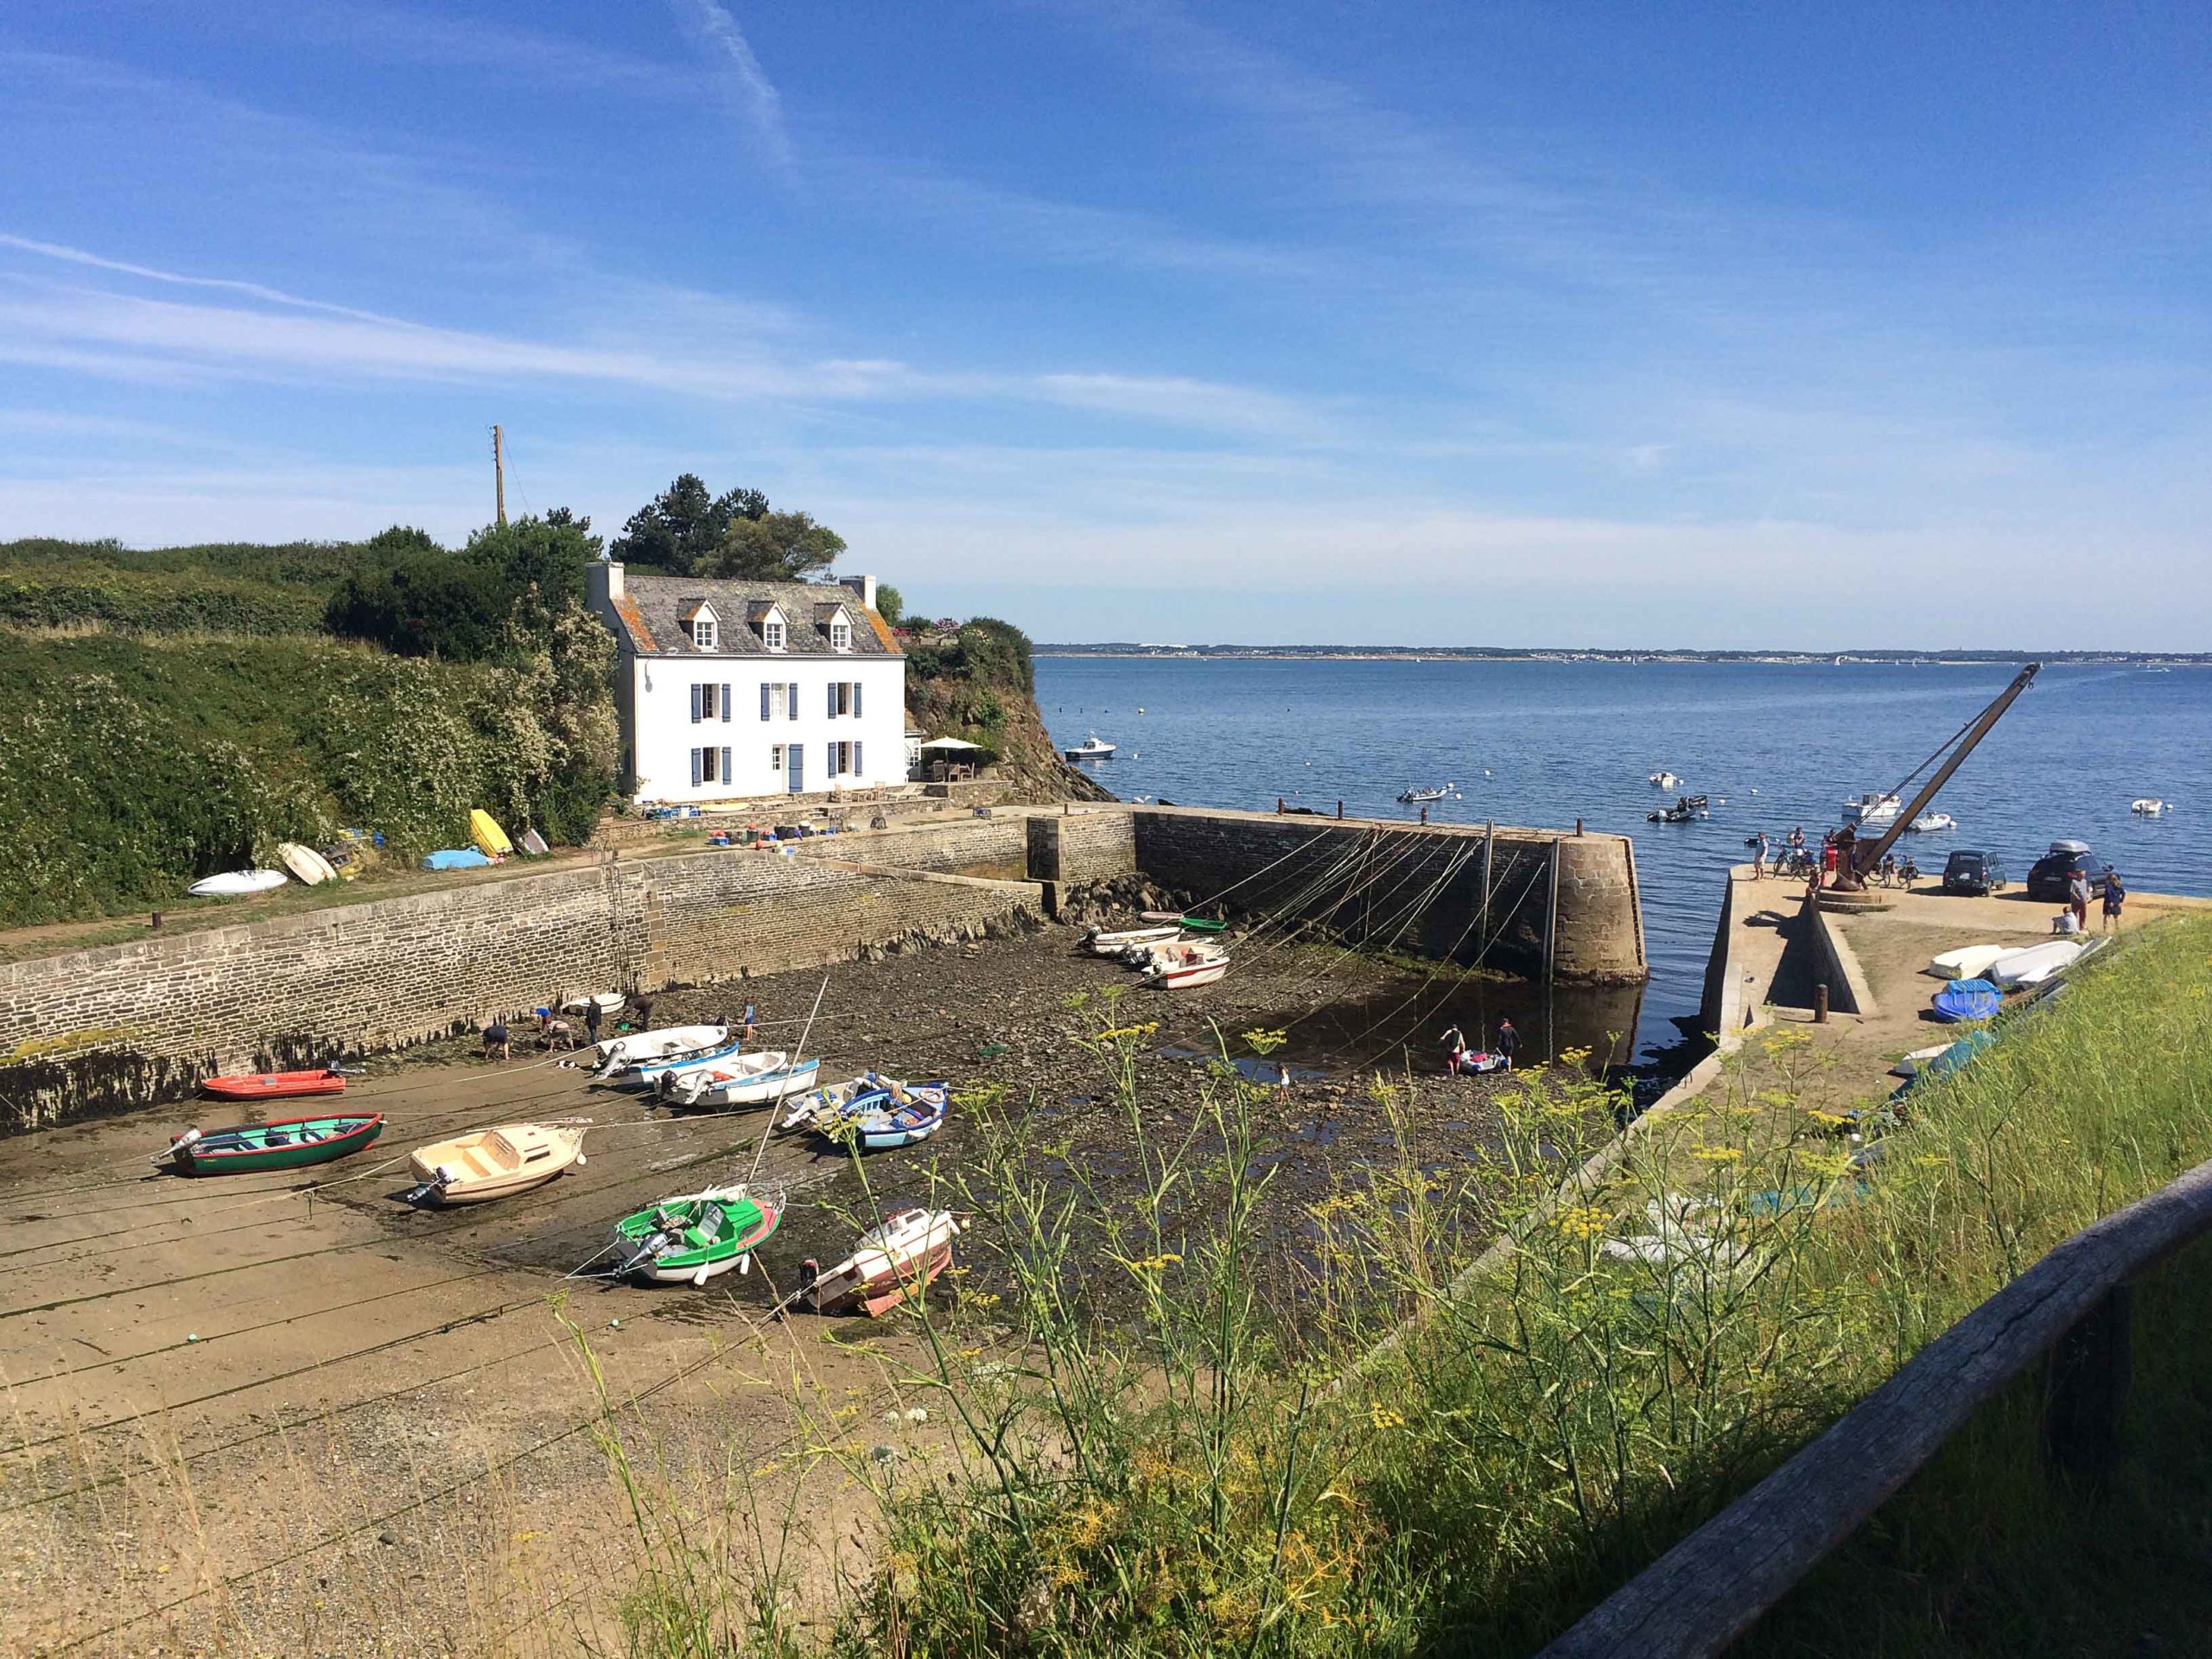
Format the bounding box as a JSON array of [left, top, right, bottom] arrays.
[[2, 3, 2207, 647]]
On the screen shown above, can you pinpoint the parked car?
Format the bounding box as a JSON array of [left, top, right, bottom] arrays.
[[1942, 849, 2000, 896], [2025, 839, 2101, 904]]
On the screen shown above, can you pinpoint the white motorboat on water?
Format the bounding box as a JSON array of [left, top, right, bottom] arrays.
[[1649, 771, 1681, 789], [2132, 798, 2171, 816], [1842, 791, 1903, 826], [1065, 734, 1116, 761], [1906, 811, 1955, 833], [1397, 783, 1458, 804]]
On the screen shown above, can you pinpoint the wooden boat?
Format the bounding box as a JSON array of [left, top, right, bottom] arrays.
[[1926, 944, 2010, 981], [1144, 942, 1229, 989], [658, 1052, 821, 1109], [404, 1122, 587, 1205], [1988, 938, 2086, 988], [188, 869, 288, 898], [612, 1186, 781, 1286], [201, 1067, 346, 1102], [1931, 978, 2002, 1023], [1084, 924, 1181, 955], [807, 1208, 961, 1315], [590, 1024, 729, 1082], [159, 1112, 384, 1175]]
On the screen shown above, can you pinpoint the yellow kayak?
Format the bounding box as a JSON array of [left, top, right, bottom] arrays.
[[469, 809, 513, 858]]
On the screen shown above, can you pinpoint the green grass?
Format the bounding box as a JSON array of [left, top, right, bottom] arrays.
[[0, 535, 382, 635], [585, 916, 2212, 1658]]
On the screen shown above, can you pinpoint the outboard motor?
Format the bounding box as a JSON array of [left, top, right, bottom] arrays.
[[614, 1228, 675, 1277], [156, 1126, 204, 1165], [404, 1163, 459, 1206]]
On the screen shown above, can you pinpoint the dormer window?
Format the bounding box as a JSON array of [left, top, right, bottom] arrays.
[[680, 601, 720, 651], [750, 601, 789, 652], [830, 620, 851, 652]]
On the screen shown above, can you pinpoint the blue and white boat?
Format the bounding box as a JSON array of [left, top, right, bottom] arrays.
[[610, 1036, 747, 1090], [658, 1051, 821, 1109], [846, 1091, 949, 1150], [1930, 978, 2002, 1023], [779, 1074, 950, 1149]]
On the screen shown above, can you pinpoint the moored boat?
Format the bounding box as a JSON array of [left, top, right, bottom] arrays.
[[1906, 812, 1955, 833], [807, 1208, 962, 1315], [1084, 924, 1182, 955], [405, 1122, 588, 1205], [201, 1067, 347, 1102], [612, 1186, 781, 1285], [842, 1090, 950, 1150], [1065, 734, 1116, 761], [1648, 771, 1681, 789], [658, 1052, 822, 1109], [159, 1112, 384, 1175], [1396, 783, 1456, 804], [2132, 798, 2169, 816], [1842, 791, 1903, 826], [589, 1024, 731, 1083], [1144, 941, 1230, 989]]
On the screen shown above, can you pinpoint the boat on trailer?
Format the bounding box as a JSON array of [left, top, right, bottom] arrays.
[[158, 1112, 384, 1175], [807, 1208, 962, 1316], [612, 1186, 781, 1286]]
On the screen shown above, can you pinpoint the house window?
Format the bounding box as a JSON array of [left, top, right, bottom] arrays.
[[770, 743, 785, 772], [824, 681, 863, 717], [764, 619, 785, 652], [830, 620, 851, 652], [693, 683, 733, 723], [760, 682, 785, 721], [689, 618, 717, 650], [826, 741, 866, 777], [690, 746, 731, 786]]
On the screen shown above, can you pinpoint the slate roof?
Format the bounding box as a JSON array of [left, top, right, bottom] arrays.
[[612, 574, 899, 658]]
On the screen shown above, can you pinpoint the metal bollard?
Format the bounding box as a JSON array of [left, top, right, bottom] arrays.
[[1815, 983, 1829, 1023]]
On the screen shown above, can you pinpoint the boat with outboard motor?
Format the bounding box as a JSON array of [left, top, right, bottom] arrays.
[[611, 1186, 781, 1286], [658, 1051, 821, 1109], [1065, 734, 1116, 760], [1144, 940, 1230, 988], [404, 1122, 588, 1205], [1395, 783, 1457, 804], [588, 1024, 728, 1078], [1648, 794, 1709, 823], [806, 1207, 962, 1316], [1649, 771, 1681, 789], [1842, 791, 1903, 826], [1906, 811, 1955, 833], [158, 1112, 384, 1175]]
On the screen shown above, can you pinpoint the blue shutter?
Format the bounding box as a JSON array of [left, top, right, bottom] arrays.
[[828, 683, 837, 719], [690, 684, 702, 724], [721, 683, 732, 722], [690, 747, 702, 786], [760, 683, 771, 721], [721, 746, 732, 783], [855, 740, 863, 777], [789, 682, 799, 721], [853, 681, 862, 718]]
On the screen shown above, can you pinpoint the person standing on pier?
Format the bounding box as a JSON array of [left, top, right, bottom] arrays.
[[1496, 1018, 1520, 1070], [1751, 832, 1770, 880]]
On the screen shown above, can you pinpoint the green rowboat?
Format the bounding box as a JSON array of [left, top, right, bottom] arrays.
[[160, 1113, 385, 1176], [613, 1186, 783, 1285]]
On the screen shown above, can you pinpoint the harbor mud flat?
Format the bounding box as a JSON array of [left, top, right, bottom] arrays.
[[0, 921, 1628, 1655]]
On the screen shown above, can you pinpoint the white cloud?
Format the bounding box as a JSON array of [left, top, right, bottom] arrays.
[[671, 0, 796, 176]]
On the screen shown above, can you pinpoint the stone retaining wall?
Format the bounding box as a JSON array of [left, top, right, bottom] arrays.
[[1129, 807, 1644, 983], [0, 849, 1041, 1133]]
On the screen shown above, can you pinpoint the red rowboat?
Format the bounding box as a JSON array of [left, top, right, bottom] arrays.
[[200, 1068, 347, 1102]]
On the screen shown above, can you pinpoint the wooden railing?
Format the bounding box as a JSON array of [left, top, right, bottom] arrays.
[[1540, 1154, 2212, 1658]]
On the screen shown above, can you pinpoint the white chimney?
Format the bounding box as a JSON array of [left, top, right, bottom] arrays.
[[842, 572, 877, 610], [588, 557, 624, 610]]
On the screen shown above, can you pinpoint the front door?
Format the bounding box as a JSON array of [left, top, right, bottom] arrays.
[[788, 743, 804, 793]]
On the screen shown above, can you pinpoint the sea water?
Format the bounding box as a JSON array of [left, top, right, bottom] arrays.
[[1038, 658, 2212, 1059]]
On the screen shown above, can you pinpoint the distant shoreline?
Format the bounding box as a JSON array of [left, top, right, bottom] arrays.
[[1033, 647, 2209, 666]]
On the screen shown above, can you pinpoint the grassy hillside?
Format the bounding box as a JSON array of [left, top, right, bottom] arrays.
[[904, 616, 1114, 802], [0, 530, 614, 928]]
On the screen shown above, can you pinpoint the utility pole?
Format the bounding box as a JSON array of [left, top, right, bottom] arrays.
[[491, 424, 507, 528]]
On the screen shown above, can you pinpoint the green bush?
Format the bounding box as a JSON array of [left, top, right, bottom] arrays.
[[323, 515, 595, 662]]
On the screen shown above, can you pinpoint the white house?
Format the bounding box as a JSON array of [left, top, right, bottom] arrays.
[[586, 561, 908, 803]]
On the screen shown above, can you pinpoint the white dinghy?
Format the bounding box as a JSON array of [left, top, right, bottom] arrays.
[[1926, 944, 2011, 981]]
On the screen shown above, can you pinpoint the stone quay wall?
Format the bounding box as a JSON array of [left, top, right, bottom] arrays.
[[0, 804, 1640, 1134], [1128, 807, 1645, 984], [0, 849, 1041, 1133]]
